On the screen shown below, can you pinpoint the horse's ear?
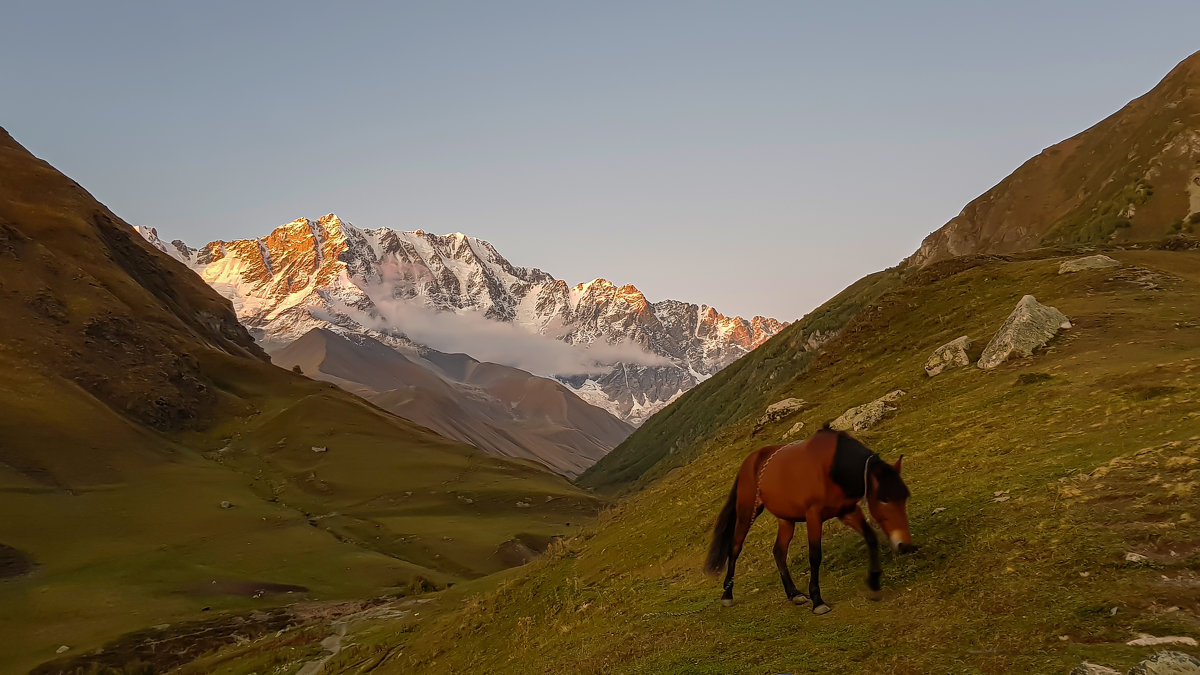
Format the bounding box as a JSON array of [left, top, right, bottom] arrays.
[[893, 455, 904, 474]]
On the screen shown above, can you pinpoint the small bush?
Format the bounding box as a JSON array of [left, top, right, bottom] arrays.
[[1015, 372, 1052, 386]]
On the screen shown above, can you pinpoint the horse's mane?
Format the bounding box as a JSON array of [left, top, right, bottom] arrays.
[[872, 460, 909, 502], [824, 425, 909, 501]]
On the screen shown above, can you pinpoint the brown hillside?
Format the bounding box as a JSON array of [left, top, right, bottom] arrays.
[[911, 50, 1200, 265]]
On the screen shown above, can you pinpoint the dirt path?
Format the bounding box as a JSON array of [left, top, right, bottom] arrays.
[[296, 621, 348, 675]]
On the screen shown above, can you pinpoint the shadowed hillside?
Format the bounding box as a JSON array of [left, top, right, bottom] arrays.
[[272, 328, 633, 476], [0, 128, 602, 673]]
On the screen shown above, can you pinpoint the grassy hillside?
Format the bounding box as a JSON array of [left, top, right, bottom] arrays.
[[0, 128, 603, 673], [579, 267, 901, 493], [201, 242, 1200, 673], [910, 50, 1200, 266]]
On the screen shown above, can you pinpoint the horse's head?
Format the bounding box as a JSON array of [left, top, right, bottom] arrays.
[[867, 455, 914, 554]]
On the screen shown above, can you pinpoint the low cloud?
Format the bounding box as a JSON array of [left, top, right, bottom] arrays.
[[327, 288, 671, 378]]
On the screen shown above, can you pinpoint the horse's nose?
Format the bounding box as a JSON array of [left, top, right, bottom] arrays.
[[898, 543, 917, 555]]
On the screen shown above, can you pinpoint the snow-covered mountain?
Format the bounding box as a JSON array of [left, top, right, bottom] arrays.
[[136, 215, 785, 423]]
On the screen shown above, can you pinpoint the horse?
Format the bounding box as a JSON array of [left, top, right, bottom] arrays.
[[703, 425, 914, 614]]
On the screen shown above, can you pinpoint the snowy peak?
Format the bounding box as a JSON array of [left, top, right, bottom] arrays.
[[138, 216, 786, 423]]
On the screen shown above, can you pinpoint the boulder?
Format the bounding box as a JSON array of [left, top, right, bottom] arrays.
[[925, 336, 972, 377], [1059, 254, 1121, 274], [758, 398, 807, 426], [312, 446, 328, 453], [784, 422, 805, 439], [831, 390, 906, 432], [1127, 651, 1200, 675], [977, 296, 1071, 370]]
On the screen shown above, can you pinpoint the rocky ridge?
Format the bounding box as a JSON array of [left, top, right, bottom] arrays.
[[137, 216, 785, 422]]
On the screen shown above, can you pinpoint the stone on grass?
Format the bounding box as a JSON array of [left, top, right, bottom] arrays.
[[312, 446, 328, 453], [1127, 650, 1200, 674], [220, 501, 233, 509], [925, 336, 972, 377], [1068, 663, 1121, 675], [1059, 254, 1121, 274], [758, 398, 807, 426], [830, 390, 906, 432], [977, 295, 1071, 370], [784, 422, 805, 439], [1127, 634, 1199, 647]]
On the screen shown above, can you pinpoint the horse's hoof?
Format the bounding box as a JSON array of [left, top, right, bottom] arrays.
[[813, 604, 832, 615], [721, 598, 734, 607], [790, 594, 810, 606], [867, 589, 882, 602]]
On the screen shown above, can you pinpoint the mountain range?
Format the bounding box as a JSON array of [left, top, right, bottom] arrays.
[[136, 218, 786, 425]]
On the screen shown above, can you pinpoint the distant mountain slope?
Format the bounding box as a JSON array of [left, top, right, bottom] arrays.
[[272, 329, 633, 476], [910, 49, 1200, 266], [579, 267, 900, 491], [0, 127, 601, 672], [137, 217, 785, 423]]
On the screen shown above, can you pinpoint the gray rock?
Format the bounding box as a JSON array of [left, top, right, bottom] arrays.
[[1069, 663, 1121, 675], [1059, 254, 1121, 274], [1127, 651, 1200, 675], [831, 390, 906, 431], [978, 296, 1071, 370], [925, 336, 972, 377], [219, 501, 233, 509], [312, 446, 328, 453], [784, 422, 805, 439], [758, 398, 807, 426]]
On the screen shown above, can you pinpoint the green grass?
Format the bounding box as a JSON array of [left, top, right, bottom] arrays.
[[202, 246, 1200, 674]]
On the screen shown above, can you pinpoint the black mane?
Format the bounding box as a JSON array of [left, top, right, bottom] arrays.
[[827, 428, 909, 501]]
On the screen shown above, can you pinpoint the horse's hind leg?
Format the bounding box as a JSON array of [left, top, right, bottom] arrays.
[[773, 519, 808, 605], [721, 503, 762, 607], [840, 507, 882, 600]]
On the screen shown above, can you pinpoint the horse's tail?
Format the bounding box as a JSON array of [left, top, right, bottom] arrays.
[[704, 479, 739, 575]]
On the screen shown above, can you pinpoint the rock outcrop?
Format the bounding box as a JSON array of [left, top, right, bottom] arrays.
[[1059, 254, 1121, 274], [830, 390, 906, 432], [758, 398, 807, 426], [925, 336, 972, 377], [1127, 650, 1200, 675], [977, 296, 1071, 370]]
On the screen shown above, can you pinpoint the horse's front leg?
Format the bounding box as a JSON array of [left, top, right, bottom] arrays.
[[773, 518, 808, 605], [805, 510, 830, 615], [840, 506, 882, 600]]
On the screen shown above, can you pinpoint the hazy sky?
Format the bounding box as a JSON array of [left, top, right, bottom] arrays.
[[4, 2, 1198, 320]]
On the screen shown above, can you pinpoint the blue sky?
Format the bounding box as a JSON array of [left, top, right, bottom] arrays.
[[4, 1, 1198, 319]]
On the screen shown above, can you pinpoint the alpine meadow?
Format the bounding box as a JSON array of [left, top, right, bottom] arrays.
[[3, 6, 1200, 675]]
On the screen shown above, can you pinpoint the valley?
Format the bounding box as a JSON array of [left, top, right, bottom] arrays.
[[3, 28, 1199, 675]]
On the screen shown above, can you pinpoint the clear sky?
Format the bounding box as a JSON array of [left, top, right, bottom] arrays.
[[4, 2, 1198, 320]]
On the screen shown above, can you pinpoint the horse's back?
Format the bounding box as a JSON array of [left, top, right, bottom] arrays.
[[755, 430, 843, 521]]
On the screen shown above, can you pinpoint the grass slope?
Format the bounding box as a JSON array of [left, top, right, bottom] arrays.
[[218, 243, 1200, 674]]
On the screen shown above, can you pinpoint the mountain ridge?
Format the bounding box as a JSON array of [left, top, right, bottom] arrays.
[[909, 49, 1200, 266], [137, 215, 786, 422]]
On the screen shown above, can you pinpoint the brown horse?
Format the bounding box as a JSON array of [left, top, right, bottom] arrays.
[[704, 425, 913, 614]]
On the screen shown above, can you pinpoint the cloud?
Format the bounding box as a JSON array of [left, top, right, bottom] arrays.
[[326, 288, 672, 378]]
